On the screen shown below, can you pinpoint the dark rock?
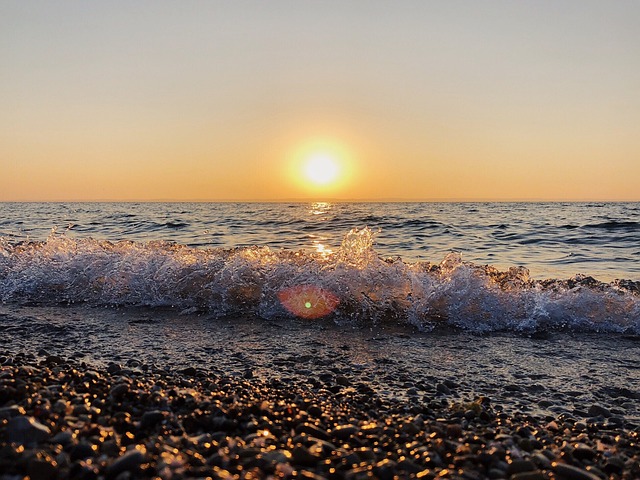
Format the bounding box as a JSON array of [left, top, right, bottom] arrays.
[[511, 472, 545, 480], [106, 448, 145, 479], [436, 383, 451, 395], [45, 355, 64, 365], [295, 422, 331, 441], [373, 459, 397, 480], [291, 445, 321, 466], [107, 363, 122, 374], [552, 462, 600, 480], [261, 450, 291, 464], [51, 430, 74, 446], [507, 459, 537, 474], [109, 383, 129, 399], [27, 457, 58, 480], [588, 404, 611, 418], [298, 470, 327, 480], [181, 366, 197, 376], [530, 452, 552, 469], [70, 442, 96, 461], [603, 456, 625, 474], [572, 443, 596, 460], [0, 405, 24, 419], [332, 424, 358, 440], [5, 415, 51, 445], [397, 458, 422, 473], [446, 423, 463, 438], [307, 404, 322, 417], [140, 410, 166, 430]]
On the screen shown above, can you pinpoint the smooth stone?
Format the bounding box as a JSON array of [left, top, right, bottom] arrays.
[[397, 458, 422, 473], [107, 362, 122, 374], [436, 383, 451, 395], [402, 421, 421, 434], [446, 423, 463, 438], [298, 470, 327, 480], [45, 355, 64, 365], [70, 442, 95, 461], [507, 459, 537, 474], [295, 423, 331, 441], [574, 421, 587, 432], [307, 405, 322, 417], [588, 404, 611, 418], [181, 366, 197, 376], [603, 456, 625, 474], [488, 468, 507, 479], [261, 450, 292, 464], [27, 458, 57, 480], [106, 448, 145, 478], [140, 410, 166, 429], [312, 437, 338, 451], [291, 445, 322, 466], [552, 462, 600, 480], [530, 452, 552, 469], [332, 424, 358, 439], [51, 431, 74, 446], [109, 383, 129, 399], [572, 443, 596, 460], [510, 472, 545, 480], [373, 459, 397, 480], [0, 405, 25, 419], [5, 416, 51, 445], [354, 447, 376, 461]]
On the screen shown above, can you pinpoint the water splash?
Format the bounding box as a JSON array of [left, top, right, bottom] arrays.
[[0, 228, 638, 333]]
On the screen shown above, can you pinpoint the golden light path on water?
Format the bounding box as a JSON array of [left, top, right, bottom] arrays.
[[277, 202, 339, 319]]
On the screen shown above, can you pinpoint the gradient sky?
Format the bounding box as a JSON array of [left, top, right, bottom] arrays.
[[2, 1, 639, 201]]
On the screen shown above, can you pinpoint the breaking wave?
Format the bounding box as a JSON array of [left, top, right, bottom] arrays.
[[1, 228, 639, 333]]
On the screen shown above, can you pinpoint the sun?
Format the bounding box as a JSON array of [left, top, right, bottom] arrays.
[[285, 139, 355, 196], [303, 153, 340, 186]]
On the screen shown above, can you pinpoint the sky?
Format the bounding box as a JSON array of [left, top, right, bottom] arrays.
[[1, 1, 639, 202]]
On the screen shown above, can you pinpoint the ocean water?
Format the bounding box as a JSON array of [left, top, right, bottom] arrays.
[[1, 202, 639, 333]]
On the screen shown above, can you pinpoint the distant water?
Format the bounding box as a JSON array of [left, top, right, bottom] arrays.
[[1, 202, 639, 333]]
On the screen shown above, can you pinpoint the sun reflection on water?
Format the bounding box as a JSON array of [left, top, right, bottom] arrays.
[[314, 242, 334, 258], [309, 201, 333, 216], [306, 202, 336, 259]]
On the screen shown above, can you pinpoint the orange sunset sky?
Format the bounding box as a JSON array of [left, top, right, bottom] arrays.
[[1, 1, 639, 202]]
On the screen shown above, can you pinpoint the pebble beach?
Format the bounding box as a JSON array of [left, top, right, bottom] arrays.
[[1, 305, 639, 479]]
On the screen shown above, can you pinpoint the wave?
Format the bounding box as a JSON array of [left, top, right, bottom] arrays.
[[581, 220, 640, 231], [1, 228, 638, 334]]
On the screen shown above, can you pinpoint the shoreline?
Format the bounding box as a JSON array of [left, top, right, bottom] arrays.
[[1, 356, 639, 479], [1, 304, 640, 478]]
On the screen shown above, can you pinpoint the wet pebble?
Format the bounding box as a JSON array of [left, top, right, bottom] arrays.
[[105, 448, 145, 479], [552, 462, 601, 480], [5, 416, 50, 445]]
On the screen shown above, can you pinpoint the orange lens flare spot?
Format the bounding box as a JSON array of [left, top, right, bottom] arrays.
[[277, 285, 340, 319]]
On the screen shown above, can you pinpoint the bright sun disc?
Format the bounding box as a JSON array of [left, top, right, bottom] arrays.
[[304, 154, 340, 186]]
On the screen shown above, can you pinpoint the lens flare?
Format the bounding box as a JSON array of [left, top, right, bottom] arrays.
[[277, 285, 340, 319]]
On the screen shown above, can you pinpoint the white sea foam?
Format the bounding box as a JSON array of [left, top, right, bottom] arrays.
[[0, 228, 638, 333]]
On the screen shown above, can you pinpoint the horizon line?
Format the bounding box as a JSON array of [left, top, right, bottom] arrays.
[[1, 198, 639, 203]]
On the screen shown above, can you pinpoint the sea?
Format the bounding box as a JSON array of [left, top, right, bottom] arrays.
[[0, 202, 639, 334], [2, 202, 639, 421]]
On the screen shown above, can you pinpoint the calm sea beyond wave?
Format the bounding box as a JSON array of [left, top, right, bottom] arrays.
[[2, 202, 640, 479]]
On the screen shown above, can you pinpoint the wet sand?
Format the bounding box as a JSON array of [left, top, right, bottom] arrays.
[[1, 304, 639, 478]]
